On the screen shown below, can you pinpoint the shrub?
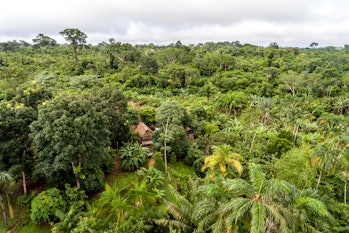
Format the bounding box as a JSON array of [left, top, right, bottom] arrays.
[[139, 106, 156, 126], [137, 166, 165, 190], [119, 142, 149, 171], [30, 188, 66, 223]]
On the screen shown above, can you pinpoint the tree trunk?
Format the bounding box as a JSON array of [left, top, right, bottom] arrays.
[[345, 179, 347, 205], [265, 217, 275, 233], [0, 192, 7, 227], [338, 144, 348, 159], [164, 141, 168, 175], [316, 170, 323, 190], [227, 107, 232, 116], [249, 132, 257, 153], [73, 46, 78, 65], [293, 124, 299, 143], [21, 171, 27, 194], [22, 150, 27, 194], [71, 162, 81, 189]]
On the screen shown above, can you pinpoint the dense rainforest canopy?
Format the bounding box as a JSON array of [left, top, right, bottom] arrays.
[[1, 30, 349, 232]]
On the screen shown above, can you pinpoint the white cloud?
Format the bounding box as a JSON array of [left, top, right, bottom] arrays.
[[1, 0, 349, 47]]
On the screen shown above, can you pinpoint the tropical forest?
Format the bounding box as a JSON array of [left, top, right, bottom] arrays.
[[1, 29, 349, 233]]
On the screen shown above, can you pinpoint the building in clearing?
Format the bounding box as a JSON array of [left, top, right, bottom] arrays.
[[135, 122, 154, 147]]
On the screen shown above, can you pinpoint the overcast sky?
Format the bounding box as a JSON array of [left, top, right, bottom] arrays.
[[1, 0, 349, 47]]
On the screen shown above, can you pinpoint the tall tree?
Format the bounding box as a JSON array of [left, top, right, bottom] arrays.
[[193, 179, 231, 233], [222, 163, 291, 233], [59, 28, 87, 65], [0, 105, 37, 194], [311, 141, 339, 190], [32, 33, 57, 54], [338, 156, 349, 204], [289, 188, 333, 232], [156, 185, 195, 233], [278, 71, 304, 97], [30, 95, 112, 193], [155, 101, 185, 175], [98, 183, 134, 230], [201, 144, 243, 178]]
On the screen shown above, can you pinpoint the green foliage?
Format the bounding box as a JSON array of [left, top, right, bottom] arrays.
[[3, 38, 349, 232], [140, 56, 159, 75], [117, 213, 152, 233], [51, 203, 83, 233], [202, 144, 243, 178], [137, 166, 165, 190], [331, 201, 349, 232], [0, 104, 37, 197], [30, 95, 112, 193], [119, 142, 149, 171], [32, 33, 57, 52], [140, 106, 156, 126], [183, 143, 205, 177], [156, 185, 195, 233], [154, 100, 190, 169], [0, 172, 15, 227], [90, 86, 130, 149], [16, 222, 51, 233], [275, 145, 316, 189], [59, 28, 87, 65], [125, 105, 140, 126], [267, 136, 294, 158], [64, 184, 87, 206], [152, 152, 165, 171], [30, 188, 66, 223], [70, 215, 101, 233], [17, 191, 36, 206]]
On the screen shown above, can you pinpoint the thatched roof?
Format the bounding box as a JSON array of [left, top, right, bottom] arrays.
[[135, 122, 154, 141]]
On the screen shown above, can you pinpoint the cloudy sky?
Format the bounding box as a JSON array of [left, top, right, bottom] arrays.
[[1, 0, 349, 47]]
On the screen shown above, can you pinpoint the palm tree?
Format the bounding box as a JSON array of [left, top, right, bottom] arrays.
[[193, 180, 233, 233], [98, 183, 134, 230], [201, 144, 243, 178], [156, 185, 195, 233], [338, 156, 349, 204], [311, 142, 339, 190], [52, 203, 83, 233], [221, 163, 291, 233], [0, 172, 14, 227], [289, 188, 333, 232], [123, 180, 157, 209]]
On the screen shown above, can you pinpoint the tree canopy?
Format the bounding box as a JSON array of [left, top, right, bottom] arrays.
[[0, 33, 349, 232]]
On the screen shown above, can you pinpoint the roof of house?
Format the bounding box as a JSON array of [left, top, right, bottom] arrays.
[[135, 122, 154, 141]]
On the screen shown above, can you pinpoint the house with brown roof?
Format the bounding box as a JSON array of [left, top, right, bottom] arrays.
[[135, 122, 154, 147]]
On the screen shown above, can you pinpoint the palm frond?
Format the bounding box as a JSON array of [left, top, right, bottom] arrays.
[[224, 178, 253, 196], [155, 219, 193, 233], [193, 199, 217, 221], [248, 163, 265, 194], [250, 202, 266, 233], [264, 202, 291, 233], [222, 198, 252, 223], [230, 159, 243, 176], [295, 196, 329, 217]]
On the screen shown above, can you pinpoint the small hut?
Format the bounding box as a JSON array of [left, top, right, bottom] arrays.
[[135, 122, 154, 147]]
